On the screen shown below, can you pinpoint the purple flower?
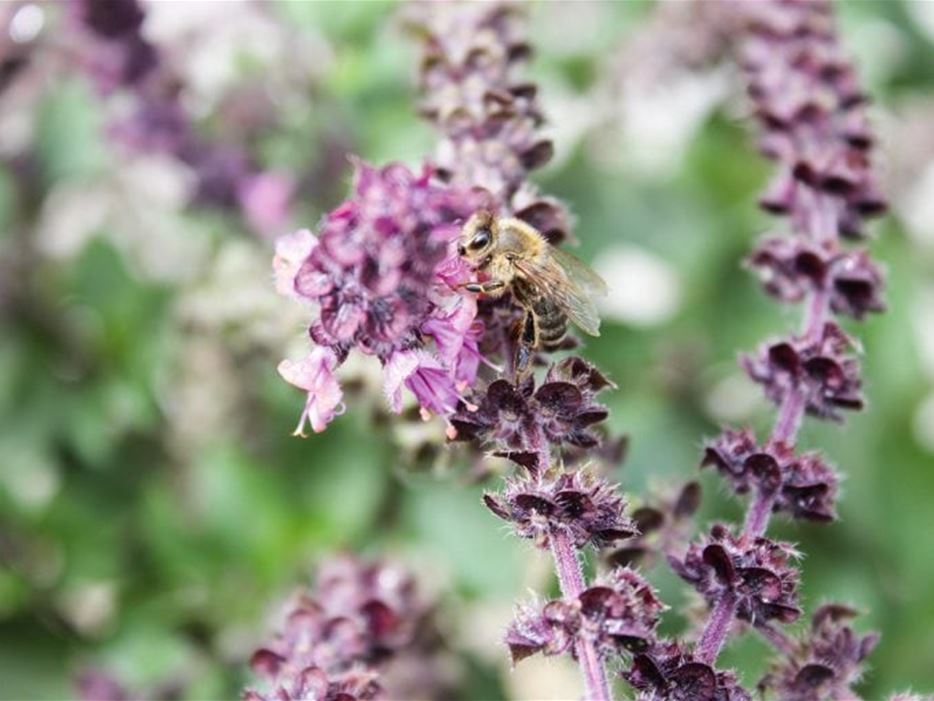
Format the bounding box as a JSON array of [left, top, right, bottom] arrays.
[[70, 0, 144, 40], [69, 0, 285, 225], [243, 666, 380, 701], [507, 598, 578, 661], [759, 604, 879, 701], [623, 641, 751, 701], [507, 567, 664, 664], [420, 295, 486, 389], [188, 145, 252, 209], [747, 236, 884, 319], [702, 428, 838, 522], [404, 0, 572, 259], [275, 229, 319, 298], [275, 160, 493, 428], [741, 322, 863, 421], [404, 3, 565, 234], [289, 162, 468, 360], [383, 350, 462, 418], [741, 0, 887, 239], [483, 465, 634, 550], [450, 357, 612, 450], [244, 556, 427, 701], [577, 568, 666, 656], [68, 0, 158, 92], [278, 347, 344, 436], [109, 98, 191, 156], [669, 524, 801, 627]]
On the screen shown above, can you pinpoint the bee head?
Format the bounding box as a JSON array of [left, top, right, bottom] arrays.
[[458, 211, 495, 263]]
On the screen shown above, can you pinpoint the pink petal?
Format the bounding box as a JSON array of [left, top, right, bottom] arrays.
[[274, 228, 317, 298], [382, 350, 461, 417], [278, 346, 344, 435], [382, 350, 420, 413]]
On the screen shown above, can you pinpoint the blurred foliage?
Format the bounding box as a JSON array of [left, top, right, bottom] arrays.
[[0, 1, 932, 699]]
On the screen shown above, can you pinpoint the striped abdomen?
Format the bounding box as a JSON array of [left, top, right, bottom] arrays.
[[533, 298, 567, 351], [512, 277, 567, 351]]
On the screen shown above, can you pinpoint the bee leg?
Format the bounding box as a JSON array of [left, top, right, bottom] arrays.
[[513, 309, 539, 382], [464, 280, 506, 294]]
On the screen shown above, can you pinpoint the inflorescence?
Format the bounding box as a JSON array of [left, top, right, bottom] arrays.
[[244, 555, 440, 701], [263, 2, 902, 700], [683, 2, 888, 698]]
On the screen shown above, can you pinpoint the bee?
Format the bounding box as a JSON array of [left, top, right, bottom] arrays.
[[457, 210, 607, 377]]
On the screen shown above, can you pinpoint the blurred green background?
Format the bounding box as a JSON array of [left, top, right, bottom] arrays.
[[1, 1, 932, 699]]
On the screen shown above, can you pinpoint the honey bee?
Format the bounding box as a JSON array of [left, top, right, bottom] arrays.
[[457, 210, 607, 376]]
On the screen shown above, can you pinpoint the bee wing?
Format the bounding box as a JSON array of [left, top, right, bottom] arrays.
[[516, 246, 607, 336]]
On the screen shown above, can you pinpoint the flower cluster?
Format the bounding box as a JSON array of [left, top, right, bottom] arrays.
[[741, 321, 863, 422], [67, 0, 158, 94], [624, 641, 751, 701], [507, 568, 664, 663], [405, 1, 578, 378], [484, 464, 634, 550], [450, 356, 612, 452], [702, 428, 838, 522], [747, 236, 884, 319], [404, 1, 570, 243], [263, 2, 905, 700], [670, 524, 801, 627], [67, 0, 295, 226], [243, 556, 428, 701], [678, 0, 888, 683], [276, 161, 489, 434], [759, 604, 879, 701], [399, 7, 641, 699], [741, 0, 887, 239]]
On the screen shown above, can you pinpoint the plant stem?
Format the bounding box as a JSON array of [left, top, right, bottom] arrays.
[[743, 485, 776, 540], [771, 386, 806, 447], [695, 195, 838, 666], [694, 588, 738, 665], [549, 529, 613, 701], [529, 419, 612, 700]]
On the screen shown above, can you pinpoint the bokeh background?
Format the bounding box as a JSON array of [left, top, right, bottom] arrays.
[[1, 1, 933, 699]]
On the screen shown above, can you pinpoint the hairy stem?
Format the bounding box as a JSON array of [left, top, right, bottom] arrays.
[[695, 192, 839, 665], [743, 485, 777, 540], [694, 588, 739, 665], [531, 420, 612, 701], [771, 386, 807, 447], [549, 529, 613, 701]]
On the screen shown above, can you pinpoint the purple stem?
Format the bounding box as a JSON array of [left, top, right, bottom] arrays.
[[743, 485, 776, 540], [529, 423, 612, 701], [694, 191, 838, 666], [694, 588, 738, 665], [771, 386, 806, 447], [549, 529, 613, 701], [802, 286, 829, 341]]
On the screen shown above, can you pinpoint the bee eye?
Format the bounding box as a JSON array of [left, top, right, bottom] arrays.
[[469, 229, 491, 250]]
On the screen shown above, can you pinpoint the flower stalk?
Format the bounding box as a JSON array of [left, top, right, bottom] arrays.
[[265, 1, 903, 699], [687, 2, 888, 693], [694, 589, 739, 666], [550, 529, 613, 701]]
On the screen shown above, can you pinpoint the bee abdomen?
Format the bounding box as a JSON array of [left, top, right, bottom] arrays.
[[536, 302, 567, 351]]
